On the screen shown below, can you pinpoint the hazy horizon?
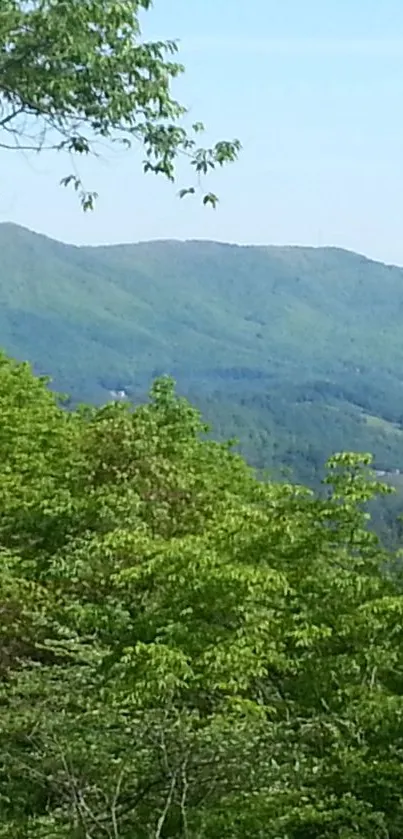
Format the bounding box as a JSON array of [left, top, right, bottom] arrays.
[[5, 220, 403, 268]]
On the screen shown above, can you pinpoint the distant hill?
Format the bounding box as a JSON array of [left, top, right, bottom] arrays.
[[1, 222, 403, 510]]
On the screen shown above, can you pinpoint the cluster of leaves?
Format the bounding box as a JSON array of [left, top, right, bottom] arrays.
[[0, 1, 240, 208], [1, 352, 403, 837]]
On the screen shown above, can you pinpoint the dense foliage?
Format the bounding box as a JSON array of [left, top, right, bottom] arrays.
[[0, 1, 240, 208], [1, 353, 403, 837], [4, 4, 403, 834], [1, 224, 403, 541]]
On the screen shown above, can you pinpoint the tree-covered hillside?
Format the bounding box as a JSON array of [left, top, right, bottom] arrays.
[[2, 352, 403, 838], [2, 222, 403, 496]]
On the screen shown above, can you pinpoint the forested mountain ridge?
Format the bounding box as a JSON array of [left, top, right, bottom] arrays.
[[1, 222, 403, 498]]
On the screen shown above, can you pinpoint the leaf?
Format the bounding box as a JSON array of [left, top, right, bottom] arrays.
[[203, 192, 218, 208], [178, 187, 196, 199]]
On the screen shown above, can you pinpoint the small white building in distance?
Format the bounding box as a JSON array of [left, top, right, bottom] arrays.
[[109, 389, 127, 401]]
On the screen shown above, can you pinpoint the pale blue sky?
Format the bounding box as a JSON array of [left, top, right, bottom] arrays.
[[2, 0, 403, 263]]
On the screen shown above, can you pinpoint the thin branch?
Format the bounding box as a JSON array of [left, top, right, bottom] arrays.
[[57, 747, 93, 838], [0, 105, 24, 128], [155, 771, 177, 839], [180, 756, 190, 839], [111, 765, 126, 839], [0, 140, 57, 150], [77, 790, 113, 838]]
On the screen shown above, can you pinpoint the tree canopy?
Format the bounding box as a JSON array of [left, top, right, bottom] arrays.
[[1, 352, 403, 837], [0, 1, 240, 208]]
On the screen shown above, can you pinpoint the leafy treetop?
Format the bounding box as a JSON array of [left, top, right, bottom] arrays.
[[0, 0, 241, 209], [1, 353, 403, 838]]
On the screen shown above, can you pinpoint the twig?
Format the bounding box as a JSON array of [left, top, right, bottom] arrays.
[[155, 771, 177, 839], [180, 756, 189, 839], [111, 765, 126, 839]]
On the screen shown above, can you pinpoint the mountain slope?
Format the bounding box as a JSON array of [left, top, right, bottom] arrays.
[[1, 222, 403, 492]]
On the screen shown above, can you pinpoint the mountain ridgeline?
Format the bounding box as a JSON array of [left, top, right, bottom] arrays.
[[1, 222, 403, 536]]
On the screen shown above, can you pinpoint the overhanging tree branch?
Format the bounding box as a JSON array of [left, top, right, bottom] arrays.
[[0, 1, 241, 210]]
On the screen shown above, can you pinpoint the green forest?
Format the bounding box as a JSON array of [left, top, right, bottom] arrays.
[[2, 223, 403, 543], [2, 353, 403, 838], [2, 1, 403, 836]]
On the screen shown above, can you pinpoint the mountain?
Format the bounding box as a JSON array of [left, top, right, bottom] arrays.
[[1, 222, 403, 511]]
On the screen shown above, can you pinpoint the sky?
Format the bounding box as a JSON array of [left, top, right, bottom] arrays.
[[2, 0, 403, 263]]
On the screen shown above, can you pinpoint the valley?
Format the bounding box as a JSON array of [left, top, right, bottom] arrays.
[[1, 222, 403, 540]]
